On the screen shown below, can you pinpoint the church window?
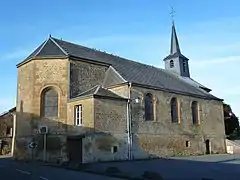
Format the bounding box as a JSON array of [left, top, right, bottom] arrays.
[[74, 104, 83, 126], [183, 60, 186, 72], [192, 101, 199, 125], [170, 60, 174, 68], [171, 97, 179, 123], [144, 93, 154, 121], [41, 87, 58, 117]]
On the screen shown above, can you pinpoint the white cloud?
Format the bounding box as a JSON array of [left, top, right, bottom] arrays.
[[191, 55, 240, 68], [1, 49, 29, 61]]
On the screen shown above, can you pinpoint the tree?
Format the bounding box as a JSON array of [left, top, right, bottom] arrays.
[[223, 103, 240, 139]]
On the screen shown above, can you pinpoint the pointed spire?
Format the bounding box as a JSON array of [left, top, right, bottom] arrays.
[[170, 23, 181, 54]]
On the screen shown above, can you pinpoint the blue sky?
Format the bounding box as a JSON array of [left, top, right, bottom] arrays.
[[0, 0, 239, 116]]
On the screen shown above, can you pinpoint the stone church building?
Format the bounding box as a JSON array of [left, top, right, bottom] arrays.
[[13, 23, 226, 163]]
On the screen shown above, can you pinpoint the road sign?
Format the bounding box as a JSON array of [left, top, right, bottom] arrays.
[[29, 142, 37, 148]]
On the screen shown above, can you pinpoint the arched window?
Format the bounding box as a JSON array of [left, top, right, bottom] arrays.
[[192, 101, 199, 124], [144, 93, 154, 121], [183, 60, 186, 72], [171, 97, 179, 123], [41, 87, 58, 117], [170, 60, 174, 68]]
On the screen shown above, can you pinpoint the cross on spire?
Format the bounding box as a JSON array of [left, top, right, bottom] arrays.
[[170, 6, 175, 24]]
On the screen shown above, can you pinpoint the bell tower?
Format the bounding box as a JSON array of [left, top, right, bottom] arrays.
[[163, 9, 190, 77]]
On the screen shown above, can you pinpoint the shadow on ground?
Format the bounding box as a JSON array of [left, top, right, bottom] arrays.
[[80, 154, 240, 180]]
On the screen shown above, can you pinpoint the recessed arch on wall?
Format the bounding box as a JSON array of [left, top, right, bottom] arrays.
[[170, 97, 180, 123], [144, 93, 154, 121], [191, 101, 199, 125], [40, 86, 60, 118], [170, 60, 174, 68]]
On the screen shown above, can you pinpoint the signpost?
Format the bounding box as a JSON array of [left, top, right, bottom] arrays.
[[29, 141, 37, 161], [38, 126, 48, 162]]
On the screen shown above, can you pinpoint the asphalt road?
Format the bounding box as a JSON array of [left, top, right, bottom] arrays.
[[87, 154, 240, 180], [0, 156, 124, 180]]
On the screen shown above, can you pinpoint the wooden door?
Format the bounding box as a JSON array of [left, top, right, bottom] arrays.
[[67, 138, 82, 163]]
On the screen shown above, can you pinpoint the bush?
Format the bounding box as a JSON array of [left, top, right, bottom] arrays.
[[105, 166, 121, 174], [142, 171, 163, 180]]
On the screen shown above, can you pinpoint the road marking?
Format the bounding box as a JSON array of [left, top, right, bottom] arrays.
[[15, 169, 31, 175], [39, 176, 48, 180]]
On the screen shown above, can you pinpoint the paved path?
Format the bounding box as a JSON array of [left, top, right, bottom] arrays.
[[0, 157, 124, 180]]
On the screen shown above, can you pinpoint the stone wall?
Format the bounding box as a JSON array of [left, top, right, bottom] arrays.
[[69, 60, 108, 98], [0, 113, 13, 155], [130, 86, 226, 158], [15, 58, 69, 161], [83, 97, 128, 163]]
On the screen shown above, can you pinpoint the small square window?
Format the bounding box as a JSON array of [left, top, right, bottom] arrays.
[[112, 146, 118, 153], [186, 141, 190, 147]]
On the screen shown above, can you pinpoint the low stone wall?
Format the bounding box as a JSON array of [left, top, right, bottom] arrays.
[[226, 139, 240, 154]]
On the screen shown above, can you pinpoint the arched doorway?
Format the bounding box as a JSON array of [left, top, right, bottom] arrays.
[[205, 139, 211, 154]]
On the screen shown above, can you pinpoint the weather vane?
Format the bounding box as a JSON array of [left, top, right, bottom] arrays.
[[170, 6, 175, 24]]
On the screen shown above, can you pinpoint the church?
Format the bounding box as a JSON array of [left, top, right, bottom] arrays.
[[13, 22, 226, 163]]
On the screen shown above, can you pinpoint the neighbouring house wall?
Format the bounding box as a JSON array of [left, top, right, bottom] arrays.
[[130, 86, 226, 159], [0, 113, 14, 155], [69, 60, 108, 98], [15, 58, 69, 161], [83, 97, 128, 163]]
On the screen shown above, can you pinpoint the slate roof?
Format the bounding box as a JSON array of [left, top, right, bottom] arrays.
[[163, 52, 189, 61], [74, 85, 127, 100], [0, 107, 16, 117], [17, 36, 223, 101]]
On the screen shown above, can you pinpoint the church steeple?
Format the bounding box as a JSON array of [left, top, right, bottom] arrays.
[[163, 22, 190, 78], [170, 23, 181, 55]]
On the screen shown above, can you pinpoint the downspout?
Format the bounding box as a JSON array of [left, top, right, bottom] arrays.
[[126, 82, 132, 160], [11, 112, 16, 156]]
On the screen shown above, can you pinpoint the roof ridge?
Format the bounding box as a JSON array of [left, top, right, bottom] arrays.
[[33, 39, 48, 57], [50, 37, 69, 56], [52, 37, 153, 68], [93, 85, 101, 94]]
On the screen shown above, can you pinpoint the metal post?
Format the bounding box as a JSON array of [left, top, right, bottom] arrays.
[[11, 113, 16, 156], [126, 99, 131, 160], [43, 133, 47, 162]]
